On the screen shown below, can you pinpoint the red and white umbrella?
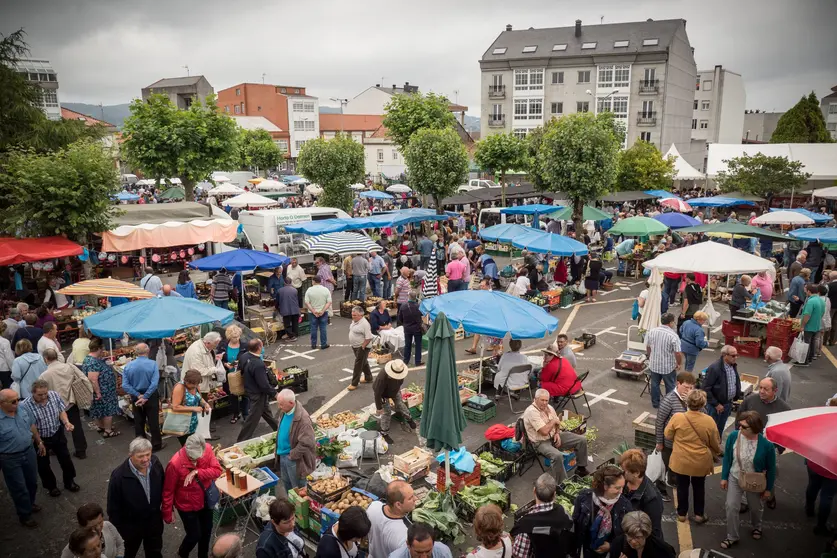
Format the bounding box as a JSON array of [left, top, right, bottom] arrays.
[[659, 198, 693, 212], [764, 406, 837, 475]]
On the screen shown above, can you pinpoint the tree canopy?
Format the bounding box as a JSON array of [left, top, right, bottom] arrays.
[[474, 132, 527, 205], [122, 93, 240, 200], [0, 140, 121, 239], [383, 92, 457, 152], [404, 127, 469, 213], [239, 128, 284, 173], [771, 92, 833, 143], [296, 134, 364, 212], [715, 153, 811, 204], [616, 140, 675, 191], [532, 112, 621, 234]]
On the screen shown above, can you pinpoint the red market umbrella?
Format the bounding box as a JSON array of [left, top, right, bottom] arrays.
[[0, 236, 84, 266], [659, 198, 693, 212], [765, 407, 837, 475]]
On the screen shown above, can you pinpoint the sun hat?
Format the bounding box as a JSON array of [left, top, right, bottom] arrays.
[[541, 342, 561, 358], [385, 359, 409, 380]]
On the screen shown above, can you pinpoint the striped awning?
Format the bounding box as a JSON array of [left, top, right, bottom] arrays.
[[58, 278, 154, 299], [301, 232, 382, 255]]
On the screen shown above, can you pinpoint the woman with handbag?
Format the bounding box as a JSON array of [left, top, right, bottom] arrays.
[[219, 325, 248, 424], [664, 389, 721, 524], [11, 339, 48, 398], [719, 410, 776, 549], [161, 433, 222, 558], [169, 370, 211, 446]]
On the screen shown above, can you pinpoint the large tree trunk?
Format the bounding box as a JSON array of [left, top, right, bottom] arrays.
[[572, 197, 585, 240], [183, 177, 195, 202], [434, 195, 442, 215], [500, 171, 506, 207]]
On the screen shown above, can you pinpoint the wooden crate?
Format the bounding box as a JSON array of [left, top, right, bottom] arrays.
[[400, 389, 424, 408], [459, 387, 476, 404], [393, 447, 433, 477], [632, 411, 657, 452]]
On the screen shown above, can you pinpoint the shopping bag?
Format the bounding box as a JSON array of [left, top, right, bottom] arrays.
[[214, 359, 227, 384], [196, 408, 212, 439], [646, 450, 665, 483], [701, 299, 721, 326], [161, 409, 193, 436], [789, 333, 809, 363]]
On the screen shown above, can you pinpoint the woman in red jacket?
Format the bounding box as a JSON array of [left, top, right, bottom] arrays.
[[162, 433, 223, 558], [539, 343, 581, 398]]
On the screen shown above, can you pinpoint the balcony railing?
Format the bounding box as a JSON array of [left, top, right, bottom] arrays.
[[488, 85, 506, 98], [488, 114, 505, 127], [639, 79, 659, 94], [636, 111, 657, 126]]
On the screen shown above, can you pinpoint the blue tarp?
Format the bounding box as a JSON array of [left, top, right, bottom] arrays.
[[83, 297, 234, 339], [360, 190, 394, 200], [653, 213, 700, 229], [644, 190, 681, 200], [770, 208, 832, 224], [789, 228, 837, 242], [511, 230, 588, 256], [499, 204, 563, 216], [419, 290, 559, 339], [282, 175, 302, 184], [188, 249, 290, 271], [116, 190, 140, 201], [687, 196, 757, 207], [284, 209, 454, 235], [479, 224, 535, 243]]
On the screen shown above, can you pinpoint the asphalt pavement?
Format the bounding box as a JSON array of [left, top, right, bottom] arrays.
[[2, 275, 835, 557]]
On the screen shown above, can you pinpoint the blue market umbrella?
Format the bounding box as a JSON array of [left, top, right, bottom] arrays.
[[360, 190, 394, 200], [116, 190, 140, 201], [644, 190, 681, 200], [653, 213, 700, 229], [511, 230, 588, 256], [84, 296, 234, 338], [188, 249, 290, 271], [789, 228, 837, 242], [687, 196, 757, 208], [479, 224, 535, 243]]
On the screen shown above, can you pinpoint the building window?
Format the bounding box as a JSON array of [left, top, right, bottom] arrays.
[[644, 68, 656, 82], [295, 89, 300, 94], [514, 99, 543, 120], [692, 119, 697, 130], [699, 120, 709, 129], [551, 71, 564, 85], [640, 132, 651, 142], [577, 70, 591, 84], [614, 40, 629, 48], [695, 77, 700, 91], [492, 47, 507, 55], [224, 106, 229, 113], [295, 140, 307, 150], [577, 101, 590, 113], [41, 91, 58, 107], [235, 88, 241, 96], [642, 38, 659, 46], [277, 139, 289, 151], [694, 99, 698, 110], [512, 128, 529, 139], [581, 42, 597, 49], [522, 45, 538, 53], [392, 150, 398, 161], [598, 65, 614, 87], [293, 102, 303, 112], [281, 88, 287, 93], [514, 69, 543, 91], [514, 99, 527, 118], [701, 100, 710, 110], [703, 80, 713, 91], [829, 104, 837, 114], [827, 123, 837, 131], [234, 105, 240, 114], [641, 100, 654, 117], [597, 96, 628, 119], [377, 149, 384, 162], [614, 64, 630, 88], [552, 44, 567, 51], [551, 102, 563, 114], [492, 103, 503, 118], [240, 102, 244, 112], [48, 73, 56, 82], [294, 120, 315, 131], [303, 102, 315, 112]]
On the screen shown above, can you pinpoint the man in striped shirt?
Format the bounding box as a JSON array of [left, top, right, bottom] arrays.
[[21, 379, 79, 496], [210, 268, 233, 309], [653, 371, 696, 499], [645, 313, 683, 409]]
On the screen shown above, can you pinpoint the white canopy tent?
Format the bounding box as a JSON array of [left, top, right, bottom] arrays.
[[208, 183, 245, 196], [223, 192, 279, 208], [255, 179, 287, 191], [707, 143, 837, 180], [642, 242, 774, 275], [386, 183, 412, 193], [812, 186, 837, 200], [664, 144, 705, 180], [211, 173, 232, 183], [350, 183, 367, 191], [752, 211, 814, 226]]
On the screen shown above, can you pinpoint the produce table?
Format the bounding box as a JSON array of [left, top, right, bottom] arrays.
[[212, 473, 264, 539]]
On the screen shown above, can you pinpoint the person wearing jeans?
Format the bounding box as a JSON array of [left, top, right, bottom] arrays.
[[398, 291, 424, 366], [679, 312, 709, 373], [654, 372, 696, 499], [368, 251, 386, 298], [351, 253, 370, 303], [800, 282, 825, 365], [347, 307, 373, 391], [702, 346, 742, 438], [661, 272, 682, 314], [644, 313, 683, 409], [304, 276, 332, 350], [274, 389, 316, 492], [806, 457, 837, 536]]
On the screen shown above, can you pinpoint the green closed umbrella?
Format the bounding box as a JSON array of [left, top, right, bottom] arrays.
[[549, 205, 611, 222], [677, 222, 790, 241], [160, 186, 185, 200], [419, 312, 467, 489], [608, 216, 669, 237]]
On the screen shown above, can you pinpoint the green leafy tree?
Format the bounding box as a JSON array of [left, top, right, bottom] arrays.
[[404, 128, 469, 214], [383, 92, 457, 152], [715, 153, 811, 206], [0, 140, 121, 240], [239, 128, 284, 173], [297, 134, 364, 212], [771, 92, 833, 143], [122, 94, 239, 200], [474, 132, 527, 205], [535, 112, 621, 234], [616, 140, 675, 191]]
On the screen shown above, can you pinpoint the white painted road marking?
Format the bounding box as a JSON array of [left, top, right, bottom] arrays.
[[281, 348, 319, 361], [595, 326, 627, 337], [584, 388, 629, 407]]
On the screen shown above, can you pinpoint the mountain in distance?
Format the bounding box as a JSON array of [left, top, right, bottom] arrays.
[[463, 114, 480, 133], [318, 106, 343, 114], [63, 102, 132, 129]]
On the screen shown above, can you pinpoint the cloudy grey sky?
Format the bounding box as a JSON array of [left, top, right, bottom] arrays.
[[3, 0, 835, 114]]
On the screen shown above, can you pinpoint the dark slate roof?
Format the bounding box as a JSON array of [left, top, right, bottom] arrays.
[[481, 19, 684, 62], [145, 76, 204, 89]]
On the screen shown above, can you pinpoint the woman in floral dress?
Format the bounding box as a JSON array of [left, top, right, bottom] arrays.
[[81, 337, 121, 438]]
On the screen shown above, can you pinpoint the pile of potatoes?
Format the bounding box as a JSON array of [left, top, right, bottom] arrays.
[[316, 412, 358, 430], [329, 490, 373, 513], [309, 476, 349, 495]]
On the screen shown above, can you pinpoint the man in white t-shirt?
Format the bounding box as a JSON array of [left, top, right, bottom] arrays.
[[37, 322, 65, 363], [366, 480, 416, 558], [636, 282, 650, 320]]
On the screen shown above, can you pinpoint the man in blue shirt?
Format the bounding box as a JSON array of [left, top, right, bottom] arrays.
[[122, 343, 164, 451], [368, 250, 386, 298], [476, 246, 500, 289], [418, 234, 433, 270], [0, 388, 44, 527]]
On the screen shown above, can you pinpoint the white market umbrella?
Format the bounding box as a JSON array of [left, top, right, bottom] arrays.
[[291, 178, 309, 186], [752, 211, 815, 226], [212, 174, 232, 183], [638, 267, 662, 332], [386, 183, 412, 193], [255, 179, 287, 191], [350, 183, 367, 191], [812, 186, 837, 200], [208, 183, 245, 196], [224, 192, 279, 208], [642, 242, 774, 275], [168, 177, 182, 185], [196, 181, 214, 190], [305, 184, 323, 196], [301, 232, 382, 255]]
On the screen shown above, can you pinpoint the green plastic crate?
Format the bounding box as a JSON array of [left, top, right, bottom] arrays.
[[393, 406, 421, 423], [463, 404, 497, 423]]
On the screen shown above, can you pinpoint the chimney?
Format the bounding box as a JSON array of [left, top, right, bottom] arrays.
[[376, 84, 380, 87], [392, 84, 397, 90], [404, 81, 409, 87], [575, 19, 582, 37], [506, 24, 512, 31]]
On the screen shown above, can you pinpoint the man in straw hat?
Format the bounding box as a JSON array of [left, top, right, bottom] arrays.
[[373, 359, 416, 444]]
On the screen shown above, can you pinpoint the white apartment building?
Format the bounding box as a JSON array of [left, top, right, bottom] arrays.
[[14, 58, 61, 120], [479, 19, 696, 162], [689, 65, 746, 171], [287, 95, 320, 158], [821, 85, 837, 141]]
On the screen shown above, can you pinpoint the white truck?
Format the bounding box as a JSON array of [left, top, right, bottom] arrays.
[[457, 179, 500, 193], [238, 207, 351, 263]]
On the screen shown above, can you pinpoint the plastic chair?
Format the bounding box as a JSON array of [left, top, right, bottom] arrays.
[[498, 364, 533, 414], [514, 418, 546, 477], [551, 371, 591, 418]]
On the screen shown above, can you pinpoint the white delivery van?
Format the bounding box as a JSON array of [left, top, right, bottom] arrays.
[[457, 179, 500, 193], [238, 207, 351, 263]]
